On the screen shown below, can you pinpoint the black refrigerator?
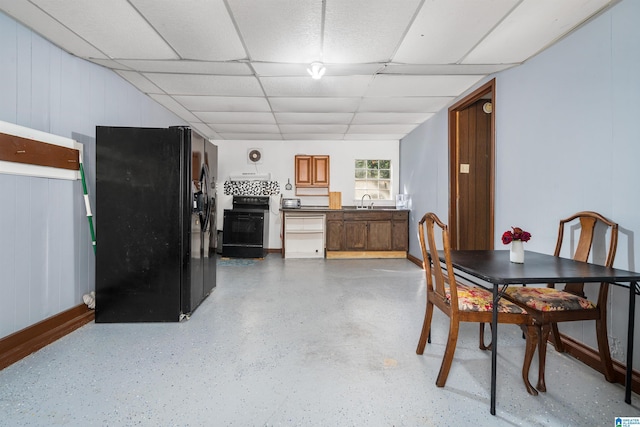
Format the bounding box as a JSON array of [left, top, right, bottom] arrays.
[[95, 126, 217, 322]]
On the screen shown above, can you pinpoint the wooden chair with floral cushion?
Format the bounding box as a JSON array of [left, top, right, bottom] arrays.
[[416, 212, 539, 395], [504, 211, 618, 393]]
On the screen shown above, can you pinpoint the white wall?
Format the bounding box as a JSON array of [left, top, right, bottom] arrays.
[[215, 139, 400, 249], [0, 11, 186, 338], [400, 0, 640, 367]]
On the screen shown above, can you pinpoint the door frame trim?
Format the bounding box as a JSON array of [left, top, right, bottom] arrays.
[[448, 78, 496, 250]]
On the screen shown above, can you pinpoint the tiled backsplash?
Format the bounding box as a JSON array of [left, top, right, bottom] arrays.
[[223, 180, 280, 196]]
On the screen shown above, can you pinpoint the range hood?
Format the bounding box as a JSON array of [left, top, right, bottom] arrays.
[[228, 172, 271, 181]]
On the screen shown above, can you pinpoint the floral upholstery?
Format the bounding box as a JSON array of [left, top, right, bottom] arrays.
[[505, 287, 596, 311], [444, 284, 528, 314]]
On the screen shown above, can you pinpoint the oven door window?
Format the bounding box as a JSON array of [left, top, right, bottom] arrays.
[[223, 212, 264, 246]]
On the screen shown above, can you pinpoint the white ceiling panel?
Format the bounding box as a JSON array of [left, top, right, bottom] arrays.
[[270, 97, 361, 113], [280, 124, 349, 134], [352, 112, 434, 124], [174, 96, 271, 112], [348, 124, 419, 134], [188, 122, 221, 139], [0, 0, 109, 59], [129, 0, 246, 61], [195, 112, 276, 125], [2, 0, 615, 141], [463, 0, 612, 64], [382, 63, 517, 75], [358, 97, 454, 113], [211, 124, 280, 133], [274, 113, 353, 124], [30, 0, 178, 60], [366, 75, 484, 97], [252, 62, 384, 77], [148, 94, 200, 122], [116, 60, 253, 75], [228, 0, 322, 63], [144, 74, 264, 96], [261, 76, 373, 97], [217, 133, 283, 140], [393, 0, 518, 64], [282, 134, 347, 140], [323, 0, 422, 63], [344, 134, 404, 141], [115, 71, 162, 94]]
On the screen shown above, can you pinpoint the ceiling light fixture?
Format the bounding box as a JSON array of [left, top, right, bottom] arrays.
[[307, 62, 326, 80]]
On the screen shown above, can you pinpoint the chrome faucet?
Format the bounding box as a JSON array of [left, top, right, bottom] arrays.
[[360, 193, 372, 209]]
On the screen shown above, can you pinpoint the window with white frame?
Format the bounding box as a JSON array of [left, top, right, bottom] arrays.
[[354, 159, 391, 200]]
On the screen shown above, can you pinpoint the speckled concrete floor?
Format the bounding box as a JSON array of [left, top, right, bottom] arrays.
[[0, 255, 638, 426]]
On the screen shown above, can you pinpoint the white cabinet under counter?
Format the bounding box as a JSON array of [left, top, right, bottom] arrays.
[[282, 212, 326, 258]]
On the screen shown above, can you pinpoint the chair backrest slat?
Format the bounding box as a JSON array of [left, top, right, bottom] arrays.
[[552, 211, 618, 298]]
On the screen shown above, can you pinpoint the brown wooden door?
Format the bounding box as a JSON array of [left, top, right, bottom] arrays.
[[312, 155, 330, 186], [345, 221, 367, 250], [295, 155, 313, 186], [449, 79, 495, 251], [326, 220, 344, 251], [456, 100, 491, 250], [367, 221, 392, 250]]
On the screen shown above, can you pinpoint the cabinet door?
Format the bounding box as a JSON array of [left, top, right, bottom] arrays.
[[326, 220, 344, 251], [344, 221, 367, 250], [312, 155, 330, 187], [367, 221, 392, 250], [295, 155, 313, 186], [392, 219, 409, 251]]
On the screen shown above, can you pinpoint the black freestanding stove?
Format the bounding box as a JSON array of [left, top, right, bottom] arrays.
[[222, 196, 270, 258]]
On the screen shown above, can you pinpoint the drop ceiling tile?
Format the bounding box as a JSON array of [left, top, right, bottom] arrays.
[[211, 124, 280, 133], [359, 97, 454, 113], [282, 134, 346, 140], [323, 0, 422, 63], [116, 60, 253, 75], [30, 0, 178, 59], [383, 63, 518, 75], [274, 113, 353, 124], [228, 0, 322, 63], [217, 133, 283, 140], [0, 0, 108, 59], [115, 71, 162, 94], [88, 59, 132, 70], [352, 112, 433, 124], [261, 76, 372, 97], [188, 122, 221, 139], [148, 94, 200, 122], [348, 124, 419, 134], [344, 134, 405, 141], [366, 75, 484, 97], [195, 112, 276, 125], [269, 97, 360, 113], [129, 0, 246, 61], [174, 96, 271, 112], [279, 124, 349, 134], [144, 74, 264, 96], [393, 0, 518, 64], [463, 0, 611, 64], [253, 63, 384, 77]]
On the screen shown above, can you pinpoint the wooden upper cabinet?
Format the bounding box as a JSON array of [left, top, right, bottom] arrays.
[[295, 155, 330, 190]]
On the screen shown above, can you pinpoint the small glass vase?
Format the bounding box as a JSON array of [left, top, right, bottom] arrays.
[[510, 240, 525, 263]]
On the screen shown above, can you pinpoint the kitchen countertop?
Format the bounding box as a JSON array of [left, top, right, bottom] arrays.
[[280, 206, 410, 212]]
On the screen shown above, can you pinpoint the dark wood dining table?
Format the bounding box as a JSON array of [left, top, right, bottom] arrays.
[[442, 250, 640, 415]]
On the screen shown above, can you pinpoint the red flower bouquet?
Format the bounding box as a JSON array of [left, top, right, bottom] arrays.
[[502, 227, 531, 245]]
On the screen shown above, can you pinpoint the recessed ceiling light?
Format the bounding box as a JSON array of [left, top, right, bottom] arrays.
[[307, 62, 326, 80]]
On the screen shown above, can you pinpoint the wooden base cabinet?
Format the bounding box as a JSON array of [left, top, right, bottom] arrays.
[[326, 210, 409, 258]]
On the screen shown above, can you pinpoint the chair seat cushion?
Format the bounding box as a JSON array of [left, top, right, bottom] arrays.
[[505, 287, 596, 311], [445, 284, 527, 314]]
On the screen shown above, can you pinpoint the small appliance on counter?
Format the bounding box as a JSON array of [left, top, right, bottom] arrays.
[[282, 198, 301, 209]]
